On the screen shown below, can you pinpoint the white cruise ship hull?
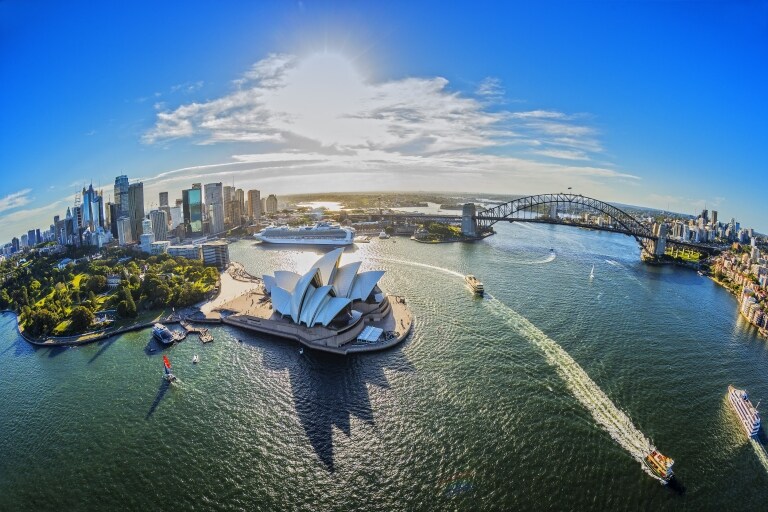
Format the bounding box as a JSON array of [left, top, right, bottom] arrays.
[[728, 385, 761, 439], [255, 236, 353, 246]]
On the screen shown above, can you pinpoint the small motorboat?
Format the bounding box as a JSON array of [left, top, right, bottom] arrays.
[[299, 347, 304, 355], [192, 354, 199, 364]]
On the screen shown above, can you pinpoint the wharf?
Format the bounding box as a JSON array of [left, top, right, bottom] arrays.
[[180, 320, 214, 343]]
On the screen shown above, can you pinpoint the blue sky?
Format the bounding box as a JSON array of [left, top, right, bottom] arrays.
[[1, 0, 767, 241]]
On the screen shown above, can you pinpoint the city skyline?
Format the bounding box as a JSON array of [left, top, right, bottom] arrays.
[[2, 0, 767, 242]]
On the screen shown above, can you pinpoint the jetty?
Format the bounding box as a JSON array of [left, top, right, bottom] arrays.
[[180, 320, 214, 343]]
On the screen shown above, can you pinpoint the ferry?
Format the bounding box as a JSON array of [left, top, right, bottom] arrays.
[[153, 323, 175, 346], [727, 385, 761, 438], [465, 275, 484, 296], [254, 222, 355, 246], [644, 450, 674, 481]]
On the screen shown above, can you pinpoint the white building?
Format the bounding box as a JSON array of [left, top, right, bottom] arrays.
[[262, 248, 384, 327], [168, 245, 201, 260], [150, 241, 171, 255]]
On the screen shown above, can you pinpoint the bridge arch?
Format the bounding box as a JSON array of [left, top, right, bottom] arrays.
[[471, 193, 659, 255]]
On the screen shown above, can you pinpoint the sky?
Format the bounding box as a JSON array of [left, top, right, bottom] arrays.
[[1, 0, 767, 242]]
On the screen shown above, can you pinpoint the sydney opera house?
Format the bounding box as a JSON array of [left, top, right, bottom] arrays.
[[262, 248, 385, 329]]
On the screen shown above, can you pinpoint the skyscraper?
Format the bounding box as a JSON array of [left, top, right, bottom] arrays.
[[182, 186, 203, 237], [81, 183, 105, 231], [128, 182, 145, 238], [114, 175, 130, 219], [117, 218, 133, 245], [159, 192, 169, 208], [204, 182, 225, 234], [266, 194, 278, 215], [149, 209, 169, 242]]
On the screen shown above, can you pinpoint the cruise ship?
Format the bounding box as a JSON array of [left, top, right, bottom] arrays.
[[255, 222, 355, 246], [728, 385, 761, 439]]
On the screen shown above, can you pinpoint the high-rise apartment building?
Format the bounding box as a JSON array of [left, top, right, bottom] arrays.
[[265, 194, 278, 215], [149, 209, 169, 242], [204, 182, 225, 234], [117, 218, 133, 245], [114, 175, 130, 219], [128, 182, 145, 239]]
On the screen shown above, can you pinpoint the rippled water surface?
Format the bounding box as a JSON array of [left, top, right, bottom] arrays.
[[2, 223, 768, 511]]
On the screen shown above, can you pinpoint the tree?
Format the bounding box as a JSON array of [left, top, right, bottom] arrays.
[[70, 306, 94, 332], [84, 275, 107, 294], [117, 287, 137, 318], [24, 308, 59, 338]]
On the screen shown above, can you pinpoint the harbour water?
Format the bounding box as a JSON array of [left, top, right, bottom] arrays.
[[2, 222, 768, 510]]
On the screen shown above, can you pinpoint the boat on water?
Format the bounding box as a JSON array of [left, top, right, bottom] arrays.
[[465, 275, 484, 295], [254, 222, 355, 246], [644, 450, 674, 481], [589, 265, 595, 279], [379, 231, 391, 239], [727, 385, 761, 438], [192, 354, 199, 364], [163, 355, 177, 382], [153, 323, 176, 346]]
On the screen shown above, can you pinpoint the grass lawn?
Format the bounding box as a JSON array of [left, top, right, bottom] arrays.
[[72, 273, 87, 289], [111, 307, 172, 331], [53, 319, 71, 335]]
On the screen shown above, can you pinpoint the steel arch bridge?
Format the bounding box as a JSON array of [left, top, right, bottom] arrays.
[[473, 193, 660, 254]]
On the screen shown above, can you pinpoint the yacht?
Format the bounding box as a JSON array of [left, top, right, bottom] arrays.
[[255, 222, 355, 246], [465, 275, 484, 296], [153, 323, 175, 346], [728, 385, 761, 438], [644, 450, 674, 481], [192, 354, 199, 364], [379, 231, 391, 239]]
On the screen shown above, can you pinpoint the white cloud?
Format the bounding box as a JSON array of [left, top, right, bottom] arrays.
[[476, 77, 505, 97], [531, 149, 590, 161], [135, 54, 638, 206], [0, 189, 32, 213]]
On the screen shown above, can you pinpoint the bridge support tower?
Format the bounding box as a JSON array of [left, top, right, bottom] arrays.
[[461, 203, 477, 238]]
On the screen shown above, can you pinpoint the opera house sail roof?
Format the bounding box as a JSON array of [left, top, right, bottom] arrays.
[[263, 248, 385, 327]]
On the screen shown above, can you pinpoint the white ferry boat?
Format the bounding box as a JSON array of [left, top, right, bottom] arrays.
[[153, 323, 175, 346], [465, 275, 484, 296], [255, 222, 355, 246], [728, 385, 761, 438]]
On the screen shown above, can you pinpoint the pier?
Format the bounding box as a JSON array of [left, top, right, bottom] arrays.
[[180, 320, 214, 343]]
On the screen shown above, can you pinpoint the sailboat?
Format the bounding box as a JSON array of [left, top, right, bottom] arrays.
[[163, 355, 177, 382], [589, 265, 595, 280]]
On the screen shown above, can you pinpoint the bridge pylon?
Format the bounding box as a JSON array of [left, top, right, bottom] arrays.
[[461, 203, 478, 237]]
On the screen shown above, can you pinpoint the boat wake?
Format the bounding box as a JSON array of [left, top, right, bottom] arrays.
[[514, 253, 556, 265], [369, 257, 465, 279], [482, 295, 663, 481], [372, 256, 664, 481], [750, 439, 768, 474]]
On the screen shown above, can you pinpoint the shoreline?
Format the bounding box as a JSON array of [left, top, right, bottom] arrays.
[[707, 275, 768, 338]]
